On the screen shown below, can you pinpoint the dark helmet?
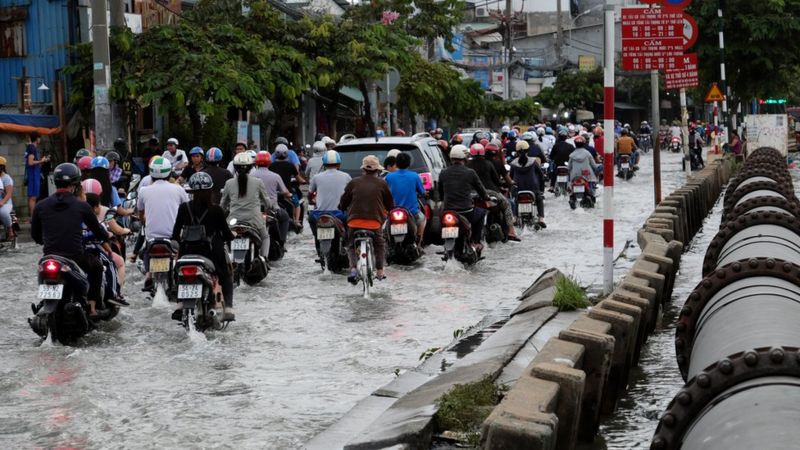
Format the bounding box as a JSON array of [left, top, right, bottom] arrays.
[[74, 148, 91, 163], [105, 151, 120, 162], [53, 163, 82, 188], [274, 136, 289, 146], [188, 172, 213, 191], [621, 128, 629, 136]]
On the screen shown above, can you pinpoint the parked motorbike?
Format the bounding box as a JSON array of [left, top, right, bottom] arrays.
[[228, 219, 268, 286], [173, 255, 225, 332], [315, 213, 349, 272], [440, 210, 481, 267], [569, 173, 596, 210], [555, 165, 569, 197], [146, 238, 179, 300], [617, 155, 634, 180], [385, 207, 422, 264]]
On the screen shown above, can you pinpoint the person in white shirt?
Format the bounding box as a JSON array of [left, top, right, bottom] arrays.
[[162, 137, 188, 172]]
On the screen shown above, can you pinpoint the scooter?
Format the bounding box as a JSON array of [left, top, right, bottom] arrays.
[[638, 134, 652, 153], [315, 213, 349, 273], [265, 212, 285, 262], [515, 191, 542, 231], [440, 210, 481, 267], [669, 136, 682, 153], [228, 219, 268, 286], [478, 196, 506, 244], [555, 166, 569, 197], [617, 155, 634, 181], [145, 238, 179, 300], [569, 173, 596, 210], [173, 255, 225, 332], [385, 207, 422, 265]]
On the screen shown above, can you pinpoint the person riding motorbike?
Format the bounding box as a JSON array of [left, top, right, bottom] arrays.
[[308, 150, 351, 255], [615, 129, 639, 170], [221, 153, 275, 261], [304, 141, 327, 180], [162, 138, 188, 172], [177, 147, 206, 184], [385, 152, 427, 244], [467, 143, 519, 241], [105, 151, 123, 187], [569, 136, 599, 194], [510, 143, 546, 229], [438, 146, 490, 253], [83, 178, 130, 282], [339, 155, 394, 283], [250, 151, 291, 243], [204, 147, 233, 204], [548, 130, 575, 191], [269, 144, 306, 231], [31, 163, 123, 317], [136, 157, 190, 291], [86, 156, 129, 212], [171, 172, 237, 322]]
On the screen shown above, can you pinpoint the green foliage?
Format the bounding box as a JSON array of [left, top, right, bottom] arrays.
[[419, 346, 441, 361], [435, 375, 506, 446], [552, 275, 590, 311], [534, 68, 603, 110], [483, 97, 542, 127]]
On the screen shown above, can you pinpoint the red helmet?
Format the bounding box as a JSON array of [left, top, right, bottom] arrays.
[[574, 135, 586, 144], [479, 138, 489, 147], [469, 143, 485, 156], [485, 143, 499, 152], [81, 178, 102, 195], [394, 128, 406, 136], [437, 139, 449, 150], [77, 156, 93, 171], [255, 151, 272, 167], [452, 134, 463, 144]]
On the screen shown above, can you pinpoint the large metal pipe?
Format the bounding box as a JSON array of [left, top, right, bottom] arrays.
[[721, 195, 800, 226], [723, 180, 796, 217]]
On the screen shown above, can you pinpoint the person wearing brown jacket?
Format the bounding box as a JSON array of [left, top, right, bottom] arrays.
[[340, 155, 395, 282]]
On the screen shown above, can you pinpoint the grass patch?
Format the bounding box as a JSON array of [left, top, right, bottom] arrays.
[[552, 275, 590, 311], [435, 375, 506, 447]]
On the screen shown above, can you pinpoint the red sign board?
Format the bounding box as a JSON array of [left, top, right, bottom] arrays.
[[665, 53, 699, 89], [682, 12, 698, 50], [621, 8, 685, 71], [637, 0, 692, 8]]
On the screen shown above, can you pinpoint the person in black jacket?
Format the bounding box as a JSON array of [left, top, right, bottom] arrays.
[[548, 130, 575, 190], [438, 145, 490, 250], [31, 163, 118, 317], [467, 143, 519, 241], [171, 172, 236, 322]]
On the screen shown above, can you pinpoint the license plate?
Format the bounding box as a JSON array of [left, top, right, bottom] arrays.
[[518, 203, 533, 214], [390, 223, 408, 235], [622, 163, 630, 169], [573, 185, 585, 193], [557, 175, 568, 183], [317, 227, 335, 240], [232, 238, 249, 250], [442, 227, 459, 239], [178, 284, 202, 299], [38, 284, 63, 300], [151, 258, 170, 273]]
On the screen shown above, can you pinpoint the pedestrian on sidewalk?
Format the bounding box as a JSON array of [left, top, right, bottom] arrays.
[[24, 132, 49, 218]]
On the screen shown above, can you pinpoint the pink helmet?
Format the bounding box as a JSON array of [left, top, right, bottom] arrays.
[[469, 143, 485, 156], [77, 156, 93, 171], [81, 178, 103, 195]]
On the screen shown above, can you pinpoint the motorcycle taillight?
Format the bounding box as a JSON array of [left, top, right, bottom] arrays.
[[42, 259, 61, 280], [149, 246, 171, 258], [518, 195, 533, 203], [443, 213, 458, 227], [391, 210, 407, 223], [179, 265, 199, 283]]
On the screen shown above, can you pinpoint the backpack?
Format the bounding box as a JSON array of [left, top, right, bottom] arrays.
[[180, 206, 211, 253]]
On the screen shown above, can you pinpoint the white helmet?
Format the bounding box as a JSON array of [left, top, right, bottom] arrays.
[[322, 136, 336, 146], [312, 141, 326, 154], [233, 152, 255, 166], [501, 125, 510, 133], [387, 149, 401, 158], [450, 145, 467, 160], [536, 127, 545, 136], [149, 156, 172, 179], [166, 137, 179, 146]]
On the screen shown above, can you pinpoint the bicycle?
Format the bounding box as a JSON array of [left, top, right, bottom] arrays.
[[352, 230, 376, 298]]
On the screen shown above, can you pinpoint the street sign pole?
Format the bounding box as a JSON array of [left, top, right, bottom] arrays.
[[680, 88, 690, 175], [652, 69, 661, 205], [603, 4, 615, 295]]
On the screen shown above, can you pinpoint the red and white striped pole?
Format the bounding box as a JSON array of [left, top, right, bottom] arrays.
[[603, 4, 615, 295]]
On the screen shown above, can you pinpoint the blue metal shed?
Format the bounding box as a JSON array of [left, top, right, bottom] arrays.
[[0, 0, 71, 105]]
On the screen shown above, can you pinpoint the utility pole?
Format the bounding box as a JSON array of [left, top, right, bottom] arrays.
[[602, 4, 615, 295], [505, 0, 513, 100], [680, 87, 690, 175], [718, 0, 729, 142], [556, 0, 563, 62], [109, 0, 126, 148], [91, 0, 112, 151], [651, 70, 661, 204]]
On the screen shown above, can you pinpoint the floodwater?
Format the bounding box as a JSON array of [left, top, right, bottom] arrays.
[[0, 151, 686, 448]]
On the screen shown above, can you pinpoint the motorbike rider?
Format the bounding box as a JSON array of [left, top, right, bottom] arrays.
[[83, 179, 129, 289], [548, 129, 575, 191], [509, 144, 546, 229], [105, 151, 123, 187], [385, 152, 427, 244], [569, 136, 599, 196], [308, 150, 351, 254], [221, 152, 275, 261], [0, 157, 15, 240], [251, 151, 291, 243], [177, 147, 206, 184], [438, 145, 490, 253], [137, 157, 190, 291], [31, 163, 123, 317], [304, 141, 327, 180], [226, 142, 249, 175], [172, 172, 237, 322], [162, 138, 188, 172], [339, 155, 394, 283], [467, 143, 519, 241], [204, 147, 233, 204], [615, 129, 639, 170], [269, 144, 306, 231]]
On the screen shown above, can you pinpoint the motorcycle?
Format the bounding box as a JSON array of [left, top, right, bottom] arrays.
[[0, 210, 19, 251], [478, 196, 506, 244], [440, 210, 481, 267], [569, 172, 596, 210], [617, 155, 634, 181], [669, 136, 682, 153], [28, 255, 116, 344], [554, 166, 569, 197], [385, 207, 422, 265], [265, 212, 285, 262], [315, 213, 349, 272], [516, 191, 542, 231], [146, 238, 179, 300], [228, 219, 268, 286], [638, 134, 652, 153], [173, 255, 225, 332]]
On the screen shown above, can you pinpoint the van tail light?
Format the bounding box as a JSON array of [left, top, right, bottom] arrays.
[[180, 265, 199, 283]]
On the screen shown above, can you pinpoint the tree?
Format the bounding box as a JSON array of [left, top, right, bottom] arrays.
[[534, 68, 603, 110], [483, 97, 541, 127]]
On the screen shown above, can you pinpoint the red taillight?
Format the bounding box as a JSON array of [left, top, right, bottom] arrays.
[[443, 213, 457, 227], [557, 167, 569, 175], [391, 210, 407, 223], [518, 196, 533, 204], [180, 265, 199, 283], [43, 259, 61, 279], [319, 216, 332, 226], [149, 246, 171, 258]]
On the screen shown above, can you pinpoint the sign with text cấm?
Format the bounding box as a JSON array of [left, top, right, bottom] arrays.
[[665, 53, 698, 89], [621, 7, 684, 71]]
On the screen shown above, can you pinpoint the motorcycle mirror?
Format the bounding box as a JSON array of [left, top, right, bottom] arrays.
[[229, 218, 238, 226]]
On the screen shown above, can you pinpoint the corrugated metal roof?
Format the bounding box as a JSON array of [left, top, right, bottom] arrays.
[[0, 0, 70, 104], [471, 32, 503, 44]]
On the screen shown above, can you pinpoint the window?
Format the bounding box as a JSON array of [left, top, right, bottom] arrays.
[[0, 7, 26, 58]]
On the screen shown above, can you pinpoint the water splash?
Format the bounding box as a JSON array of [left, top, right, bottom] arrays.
[[186, 314, 207, 344], [151, 285, 169, 308]]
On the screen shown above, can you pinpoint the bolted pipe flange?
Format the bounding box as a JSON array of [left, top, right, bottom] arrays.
[[746, 147, 787, 163], [702, 211, 800, 276], [722, 196, 800, 228], [675, 258, 800, 379], [652, 346, 800, 450], [723, 180, 797, 217], [723, 168, 793, 208]]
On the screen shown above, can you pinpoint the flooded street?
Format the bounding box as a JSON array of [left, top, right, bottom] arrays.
[[0, 152, 686, 448]]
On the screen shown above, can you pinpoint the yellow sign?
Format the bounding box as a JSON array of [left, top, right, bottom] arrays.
[[704, 83, 725, 103], [578, 55, 596, 72]]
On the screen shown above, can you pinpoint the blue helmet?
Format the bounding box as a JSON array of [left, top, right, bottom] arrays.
[[90, 156, 109, 169], [507, 130, 518, 139], [322, 150, 341, 165], [189, 146, 204, 156], [206, 147, 222, 162], [545, 127, 553, 135]]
